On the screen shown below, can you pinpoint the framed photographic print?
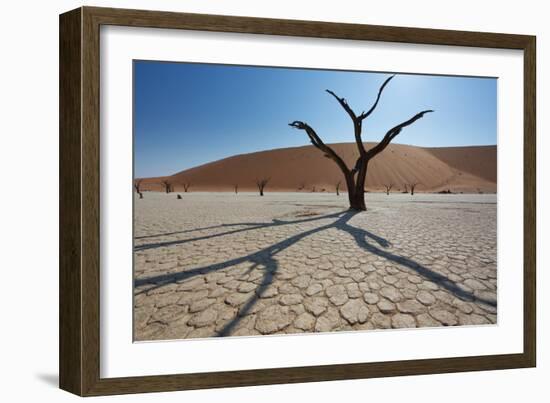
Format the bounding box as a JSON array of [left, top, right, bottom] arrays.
[[59, 6, 536, 396]]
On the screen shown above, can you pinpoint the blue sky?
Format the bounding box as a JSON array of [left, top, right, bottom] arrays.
[[134, 61, 497, 178]]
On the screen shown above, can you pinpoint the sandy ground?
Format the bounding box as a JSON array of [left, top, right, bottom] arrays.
[[133, 192, 497, 341]]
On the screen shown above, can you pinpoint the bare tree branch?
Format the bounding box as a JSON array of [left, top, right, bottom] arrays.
[[289, 121, 350, 175], [367, 110, 433, 158], [358, 75, 395, 121], [326, 90, 357, 121], [326, 89, 366, 156]]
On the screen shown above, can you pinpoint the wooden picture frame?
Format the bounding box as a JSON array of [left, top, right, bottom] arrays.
[[59, 6, 536, 396]]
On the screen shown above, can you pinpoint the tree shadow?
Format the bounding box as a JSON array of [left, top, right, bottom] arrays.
[[135, 221, 282, 241], [134, 211, 354, 252], [134, 210, 495, 337]]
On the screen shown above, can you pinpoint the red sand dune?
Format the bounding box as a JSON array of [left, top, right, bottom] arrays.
[[139, 143, 496, 194]]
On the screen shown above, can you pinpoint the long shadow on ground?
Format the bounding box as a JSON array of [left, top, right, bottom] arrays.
[[134, 210, 496, 337], [134, 212, 353, 251]]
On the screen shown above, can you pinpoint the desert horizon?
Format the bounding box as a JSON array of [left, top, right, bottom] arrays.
[[136, 142, 496, 194]]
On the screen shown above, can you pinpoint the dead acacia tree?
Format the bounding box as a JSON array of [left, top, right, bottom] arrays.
[[134, 179, 142, 194], [336, 180, 341, 196], [134, 179, 143, 199], [182, 183, 191, 193], [256, 178, 270, 196], [409, 182, 419, 196], [384, 183, 393, 195], [402, 183, 409, 194], [289, 75, 432, 211], [161, 180, 172, 194], [234, 184, 238, 194]]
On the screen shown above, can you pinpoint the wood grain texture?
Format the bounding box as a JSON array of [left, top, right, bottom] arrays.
[[59, 8, 82, 396], [85, 6, 532, 49], [59, 6, 537, 396], [81, 6, 102, 396], [523, 38, 536, 367]]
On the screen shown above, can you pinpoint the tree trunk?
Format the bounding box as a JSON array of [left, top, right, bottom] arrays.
[[348, 188, 366, 211], [343, 174, 366, 211], [259, 188, 264, 196]]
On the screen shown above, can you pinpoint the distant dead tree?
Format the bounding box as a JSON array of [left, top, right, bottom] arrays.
[[384, 183, 393, 195], [161, 180, 172, 194], [290, 75, 432, 211], [311, 185, 316, 193], [409, 182, 419, 196], [402, 183, 409, 194], [134, 179, 142, 194], [298, 182, 305, 191], [234, 184, 238, 194], [134, 179, 143, 199], [256, 178, 270, 196], [182, 182, 191, 193], [336, 180, 341, 196]]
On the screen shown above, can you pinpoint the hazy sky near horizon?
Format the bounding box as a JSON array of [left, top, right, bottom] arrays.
[[134, 61, 497, 178]]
